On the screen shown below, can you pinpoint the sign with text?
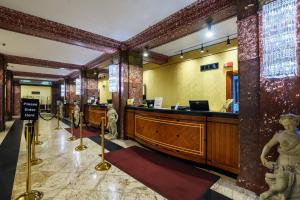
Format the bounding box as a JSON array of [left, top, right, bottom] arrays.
[[21, 98, 39, 120], [154, 97, 163, 109]]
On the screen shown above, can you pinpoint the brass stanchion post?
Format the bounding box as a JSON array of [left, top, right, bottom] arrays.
[[75, 112, 87, 151], [31, 120, 43, 166], [54, 105, 61, 130], [35, 118, 43, 145], [68, 111, 77, 141], [95, 117, 111, 171], [16, 123, 43, 200]]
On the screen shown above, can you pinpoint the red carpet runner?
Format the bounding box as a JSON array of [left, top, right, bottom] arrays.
[[105, 146, 219, 200], [65, 128, 99, 138]]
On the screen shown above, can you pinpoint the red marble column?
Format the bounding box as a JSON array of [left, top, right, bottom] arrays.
[[51, 82, 61, 114], [13, 81, 21, 116], [112, 50, 143, 139], [6, 70, 13, 120], [0, 54, 7, 131], [237, 0, 300, 194], [236, 1, 264, 194]]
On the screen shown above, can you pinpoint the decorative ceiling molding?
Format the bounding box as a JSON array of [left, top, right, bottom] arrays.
[[86, 52, 117, 69], [125, 0, 237, 50], [6, 54, 82, 70], [13, 71, 64, 79], [146, 51, 169, 65], [67, 71, 80, 79], [0, 6, 121, 53]]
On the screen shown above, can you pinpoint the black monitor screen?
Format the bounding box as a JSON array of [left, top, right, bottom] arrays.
[[189, 100, 209, 111], [146, 100, 155, 108]]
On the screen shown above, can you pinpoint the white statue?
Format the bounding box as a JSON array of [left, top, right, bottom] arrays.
[[106, 104, 118, 139], [58, 101, 64, 119], [73, 102, 80, 126], [260, 114, 300, 200]]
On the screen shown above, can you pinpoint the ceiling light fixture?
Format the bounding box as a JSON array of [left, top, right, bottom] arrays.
[[143, 47, 149, 57], [180, 50, 184, 59], [206, 21, 213, 38], [2, 43, 6, 46], [227, 36, 231, 45], [200, 44, 204, 53]]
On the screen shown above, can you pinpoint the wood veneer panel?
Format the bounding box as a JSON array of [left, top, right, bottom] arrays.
[[207, 117, 240, 174]]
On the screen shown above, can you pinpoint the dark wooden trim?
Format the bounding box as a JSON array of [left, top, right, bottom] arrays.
[[6, 55, 82, 70], [0, 6, 121, 52]]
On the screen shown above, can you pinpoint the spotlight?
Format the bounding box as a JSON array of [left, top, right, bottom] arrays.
[[206, 22, 213, 38], [143, 48, 149, 57], [2, 43, 6, 46], [227, 36, 231, 45], [94, 71, 97, 75], [200, 44, 204, 53], [180, 50, 184, 59]]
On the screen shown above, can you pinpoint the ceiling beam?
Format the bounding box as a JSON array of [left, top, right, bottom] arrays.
[[12, 71, 65, 79], [145, 51, 169, 65], [0, 6, 122, 53], [86, 53, 117, 70], [125, 0, 237, 49], [6, 55, 82, 70]]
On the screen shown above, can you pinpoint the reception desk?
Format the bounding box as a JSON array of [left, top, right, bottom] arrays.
[[84, 104, 107, 128], [65, 103, 75, 118], [125, 106, 239, 174]]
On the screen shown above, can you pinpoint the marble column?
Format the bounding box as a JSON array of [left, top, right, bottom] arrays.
[[51, 82, 61, 114], [236, 0, 264, 193], [112, 50, 143, 139], [80, 69, 87, 111], [0, 54, 7, 131], [5, 70, 13, 120], [80, 68, 98, 110], [13, 81, 21, 116]]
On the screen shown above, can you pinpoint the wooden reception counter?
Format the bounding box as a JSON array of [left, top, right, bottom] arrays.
[[84, 104, 107, 128], [125, 106, 240, 174]]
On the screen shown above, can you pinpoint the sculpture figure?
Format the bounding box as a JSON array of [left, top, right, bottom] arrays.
[[58, 101, 64, 119], [106, 104, 118, 139], [260, 114, 300, 200], [73, 102, 80, 126]]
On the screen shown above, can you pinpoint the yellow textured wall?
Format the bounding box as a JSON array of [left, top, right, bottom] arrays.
[[98, 78, 112, 103], [143, 40, 238, 111], [21, 85, 52, 105]]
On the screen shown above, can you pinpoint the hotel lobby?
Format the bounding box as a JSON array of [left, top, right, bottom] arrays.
[[0, 0, 300, 200]]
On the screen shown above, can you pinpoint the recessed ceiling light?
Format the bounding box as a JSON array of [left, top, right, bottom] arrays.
[[180, 50, 184, 59], [2, 43, 6, 46]]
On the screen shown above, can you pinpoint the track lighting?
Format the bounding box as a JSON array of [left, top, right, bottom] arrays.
[[227, 36, 231, 45], [200, 44, 204, 53], [206, 21, 213, 38], [180, 50, 184, 59], [143, 48, 149, 57]]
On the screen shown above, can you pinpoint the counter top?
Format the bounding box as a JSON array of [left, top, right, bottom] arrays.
[[127, 106, 238, 118], [86, 104, 107, 108]]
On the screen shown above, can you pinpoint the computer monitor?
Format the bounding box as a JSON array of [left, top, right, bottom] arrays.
[[146, 100, 155, 108], [189, 100, 209, 111]]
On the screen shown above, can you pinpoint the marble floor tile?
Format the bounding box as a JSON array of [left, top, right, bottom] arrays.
[[11, 118, 259, 200]]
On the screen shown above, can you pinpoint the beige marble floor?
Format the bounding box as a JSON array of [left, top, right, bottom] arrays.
[[11, 119, 165, 200], [11, 118, 259, 200]]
